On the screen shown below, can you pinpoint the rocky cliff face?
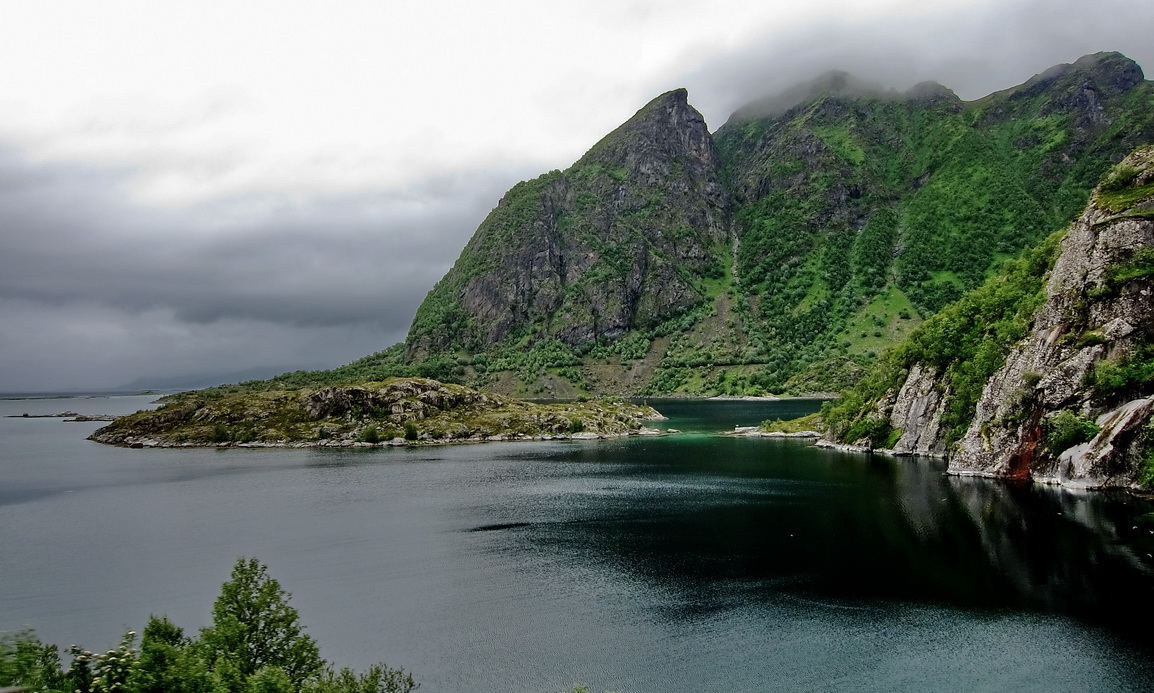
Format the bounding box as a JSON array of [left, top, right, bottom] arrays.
[[406, 88, 729, 357], [947, 147, 1154, 488], [887, 364, 949, 456], [872, 147, 1154, 488]]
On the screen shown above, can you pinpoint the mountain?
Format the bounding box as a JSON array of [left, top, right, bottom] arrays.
[[398, 51, 1154, 398], [823, 145, 1154, 489], [404, 87, 732, 391]]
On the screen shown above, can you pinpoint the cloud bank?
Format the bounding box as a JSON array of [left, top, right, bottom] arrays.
[[0, 0, 1150, 391]]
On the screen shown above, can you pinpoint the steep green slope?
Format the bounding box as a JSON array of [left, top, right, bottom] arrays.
[[820, 146, 1154, 489], [821, 230, 1065, 447], [712, 52, 1154, 393]]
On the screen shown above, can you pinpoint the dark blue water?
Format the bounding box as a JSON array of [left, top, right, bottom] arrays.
[[2, 395, 1154, 692]]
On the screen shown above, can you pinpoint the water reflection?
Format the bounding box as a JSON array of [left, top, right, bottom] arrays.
[[490, 437, 1154, 644]]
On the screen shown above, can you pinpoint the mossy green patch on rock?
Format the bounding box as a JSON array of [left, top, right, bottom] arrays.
[[89, 378, 665, 448]]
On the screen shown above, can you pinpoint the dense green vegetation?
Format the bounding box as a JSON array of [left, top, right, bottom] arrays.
[[760, 412, 824, 434], [1086, 344, 1154, 400], [1043, 410, 1102, 457], [710, 55, 1154, 395], [0, 558, 416, 693], [822, 230, 1065, 445]]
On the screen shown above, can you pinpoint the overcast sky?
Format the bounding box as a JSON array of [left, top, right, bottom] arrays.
[[0, 0, 1151, 392]]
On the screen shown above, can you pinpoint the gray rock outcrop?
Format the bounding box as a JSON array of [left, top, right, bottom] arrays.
[[887, 364, 949, 456], [943, 147, 1154, 487]]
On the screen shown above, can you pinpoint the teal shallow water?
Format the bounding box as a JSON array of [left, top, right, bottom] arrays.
[[2, 396, 1153, 692]]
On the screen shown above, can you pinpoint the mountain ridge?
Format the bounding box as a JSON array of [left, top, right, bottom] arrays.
[[398, 50, 1154, 398], [205, 51, 1154, 402]]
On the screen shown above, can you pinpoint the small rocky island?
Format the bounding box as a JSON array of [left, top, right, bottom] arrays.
[[89, 377, 666, 448]]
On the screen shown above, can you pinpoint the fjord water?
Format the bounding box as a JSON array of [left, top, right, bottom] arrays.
[[3, 396, 1154, 692]]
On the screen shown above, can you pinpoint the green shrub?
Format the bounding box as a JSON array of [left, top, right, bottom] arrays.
[[844, 416, 896, 448], [1075, 331, 1109, 348], [1044, 410, 1101, 456], [1141, 449, 1154, 489], [403, 421, 419, 441], [1088, 345, 1154, 397], [1100, 163, 1140, 192], [358, 425, 381, 444], [212, 424, 232, 443]]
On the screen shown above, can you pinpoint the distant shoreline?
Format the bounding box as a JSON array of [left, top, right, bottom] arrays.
[[0, 391, 165, 401]]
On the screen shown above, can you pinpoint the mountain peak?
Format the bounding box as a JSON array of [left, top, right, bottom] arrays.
[[904, 80, 960, 104], [727, 71, 895, 122], [995, 51, 1144, 102], [575, 87, 709, 169]]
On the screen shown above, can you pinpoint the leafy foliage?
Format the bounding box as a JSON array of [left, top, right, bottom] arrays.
[[1086, 344, 1154, 400], [198, 558, 324, 690], [1043, 410, 1101, 457], [0, 558, 417, 693]]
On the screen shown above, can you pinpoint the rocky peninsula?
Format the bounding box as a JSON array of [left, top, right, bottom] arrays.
[[89, 377, 666, 448]]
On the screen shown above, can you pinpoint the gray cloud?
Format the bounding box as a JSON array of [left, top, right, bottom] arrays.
[[671, 0, 1154, 129], [4, 0, 1153, 391], [0, 145, 534, 390]]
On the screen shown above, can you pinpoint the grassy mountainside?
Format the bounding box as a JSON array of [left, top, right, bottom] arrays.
[[820, 230, 1065, 448], [710, 53, 1154, 395]]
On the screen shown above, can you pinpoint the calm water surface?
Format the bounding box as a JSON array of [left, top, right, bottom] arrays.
[[2, 395, 1154, 692]]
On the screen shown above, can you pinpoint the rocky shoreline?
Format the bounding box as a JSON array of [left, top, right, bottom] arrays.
[[110, 425, 675, 449]]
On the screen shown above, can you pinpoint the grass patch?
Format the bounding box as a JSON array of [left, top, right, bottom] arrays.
[[761, 412, 824, 433]]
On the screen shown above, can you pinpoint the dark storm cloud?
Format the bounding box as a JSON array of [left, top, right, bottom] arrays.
[[0, 144, 534, 390], [0, 147, 527, 330], [673, 0, 1154, 129]]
